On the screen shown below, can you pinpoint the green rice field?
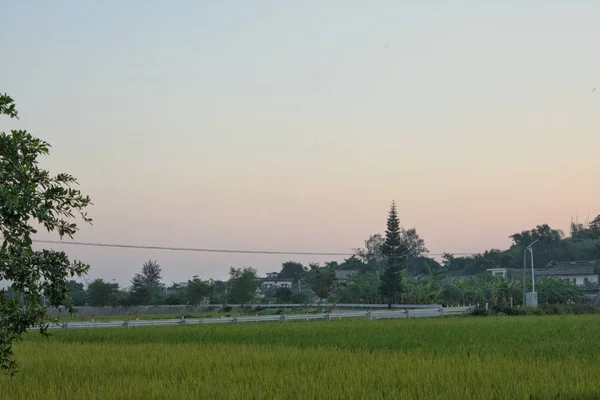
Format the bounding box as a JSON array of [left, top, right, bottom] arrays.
[[3, 315, 600, 399]]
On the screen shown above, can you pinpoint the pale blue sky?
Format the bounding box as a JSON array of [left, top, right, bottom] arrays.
[[1, 1, 599, 286]]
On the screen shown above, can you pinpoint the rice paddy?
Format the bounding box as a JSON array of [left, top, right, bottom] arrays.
[[3, 315, 600, 399]]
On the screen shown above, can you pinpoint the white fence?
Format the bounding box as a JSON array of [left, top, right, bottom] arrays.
[[43, 306, 472, 330], [46, 303, 460, 318]]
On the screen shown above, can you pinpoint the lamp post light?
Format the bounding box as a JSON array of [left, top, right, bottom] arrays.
[[525, 239, 540, 307], [522, 248, 527, 305]]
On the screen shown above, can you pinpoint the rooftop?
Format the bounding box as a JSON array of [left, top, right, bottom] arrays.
[[537, 260, 600, 276], [260, 277, 293, 282]]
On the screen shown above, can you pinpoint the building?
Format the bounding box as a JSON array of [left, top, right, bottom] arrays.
[[260, 272, 293, 291], [486, 268, 526, 282], [488, 261, 600, 302], [487, 268, 508, 278], [536, 260, 600, 301], [536, 260, 599, 286]]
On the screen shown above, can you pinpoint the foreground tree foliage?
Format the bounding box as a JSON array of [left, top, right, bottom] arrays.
[[0, 93, 92, 373]]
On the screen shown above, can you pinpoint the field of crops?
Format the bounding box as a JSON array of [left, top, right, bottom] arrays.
[[3, 315, 600, 399]]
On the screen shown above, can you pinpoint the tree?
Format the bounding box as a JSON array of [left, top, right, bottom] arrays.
[[227, 267, 258, 304], [186, 277, 213, 305], [509, 224, 564, 246], [129, 260, 164, 305], [0, 93, 92, 373], [405, 257, 442, 276], [163, 283, 185, 305], [66, 280, 87, 306], [275, 287, 294, 303], [590, 215, 600, 233], [338, 255, 368, 272], [355, 234, 386, 267], [342, 272, 380, 304], [356, 227, 427, 271], [509, 224, 566, 268], [107, 289, 130, 306], [307, 266, 335, 306], [212, 280, 228, 304], [86, 279, 119, 306], [570, 215, 600, 241], [400, 227, 429, 258], [291, 291, 309, 304], [379, 201, 408, 308], [278, 261, 306, 284]]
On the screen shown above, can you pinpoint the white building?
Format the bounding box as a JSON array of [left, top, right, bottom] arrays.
[[485, 268, 525, 281], [536, 260, 600, 302], [536, 261, 599, 287], [487, 268, 508, 278], [260, 272, 293, 291]]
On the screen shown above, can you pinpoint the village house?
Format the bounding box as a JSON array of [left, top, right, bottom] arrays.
[[487, 261, 600, 302], [260, 272, 293, 291], [536, 260, 599, 301]]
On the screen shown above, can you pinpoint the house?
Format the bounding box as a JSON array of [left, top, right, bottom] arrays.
[[260, 272, 293, 291], [259, 273, 293, 301], [486, 262, 600, 303], [537, 260, 599, 286], [536, 260, 600, 301]]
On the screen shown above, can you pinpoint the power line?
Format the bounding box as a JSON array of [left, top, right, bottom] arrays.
[[33, 239, 354, 256], [32, 239, 477, 257]]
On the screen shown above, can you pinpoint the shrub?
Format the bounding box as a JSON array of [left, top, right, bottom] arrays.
[[480, 304, 600, 317], [491, 305, 520, 316], [471, 307, 489, 317]]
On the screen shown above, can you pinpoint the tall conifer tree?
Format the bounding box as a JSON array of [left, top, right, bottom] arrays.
[[379, 201, 408, 308]]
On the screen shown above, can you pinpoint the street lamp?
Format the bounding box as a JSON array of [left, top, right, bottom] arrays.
[[522, 248, 527, 304], [525, 239, 540, 306], [527, 239, 540, 292]]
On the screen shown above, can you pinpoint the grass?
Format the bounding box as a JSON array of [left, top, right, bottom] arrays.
[[3, 315, 600, 399]]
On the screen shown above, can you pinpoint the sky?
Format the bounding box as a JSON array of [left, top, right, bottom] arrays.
[[1, 1, 599, 286]]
